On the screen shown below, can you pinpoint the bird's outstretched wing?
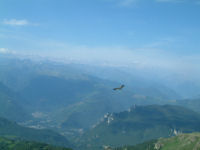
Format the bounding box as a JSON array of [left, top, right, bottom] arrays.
[[120, 85, 125, 89], [113, 85, 125, 90]]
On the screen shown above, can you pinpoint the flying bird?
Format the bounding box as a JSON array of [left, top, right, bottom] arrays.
[[113, 85, 125, 91]]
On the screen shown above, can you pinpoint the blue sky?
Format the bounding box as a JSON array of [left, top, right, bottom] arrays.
[[0, 0, 200, 75]]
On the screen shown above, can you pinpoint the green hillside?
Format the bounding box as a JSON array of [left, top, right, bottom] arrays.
[[48, 88, 169, 133], [19, 75, 97, 112], [0, 136, 72, 150], [0, 117, 71, 147], [155, 132, 200, 150], [77, 105, 200, 150], [0, 82, 31, 122], [58, 89, 138, 130], [169, 98, 200, 113], [113, 132, 200, 150]]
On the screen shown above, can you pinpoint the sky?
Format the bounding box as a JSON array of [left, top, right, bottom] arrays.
[[0, 0, 200, 76]]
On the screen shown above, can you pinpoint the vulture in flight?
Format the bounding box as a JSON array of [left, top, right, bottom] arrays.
[[113, 85, 125, 91]]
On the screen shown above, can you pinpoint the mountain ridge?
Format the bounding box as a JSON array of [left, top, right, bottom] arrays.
[[77, 105, 200, 150]]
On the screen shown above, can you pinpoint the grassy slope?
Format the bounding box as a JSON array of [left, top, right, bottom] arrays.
[[0, 136, 72, 150], [0, 117, 71, 147], [157, 132, 200, 150], [114, 132, 200, 150]]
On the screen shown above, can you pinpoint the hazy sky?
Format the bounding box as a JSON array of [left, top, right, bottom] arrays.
[[1, 0, 200, 73]]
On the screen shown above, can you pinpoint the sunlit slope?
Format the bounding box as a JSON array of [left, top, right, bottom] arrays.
[[155, 132, 200, 150], [0, 117, 71, 147], [114, 132, 200, 150], [0, 136, 72, 150], [79, 105, 200, 150]]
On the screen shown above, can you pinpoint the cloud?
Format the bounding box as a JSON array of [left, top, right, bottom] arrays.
[[0, 48, 9, 54], [18, 40, 199, 70], [0, 48, 16, 54], [2, 19, 38, 26], [2, 37, 200, 81]]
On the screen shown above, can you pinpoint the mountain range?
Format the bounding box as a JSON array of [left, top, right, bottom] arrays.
[[0, 56, 180, 132], [1, 55, 200, 150]]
